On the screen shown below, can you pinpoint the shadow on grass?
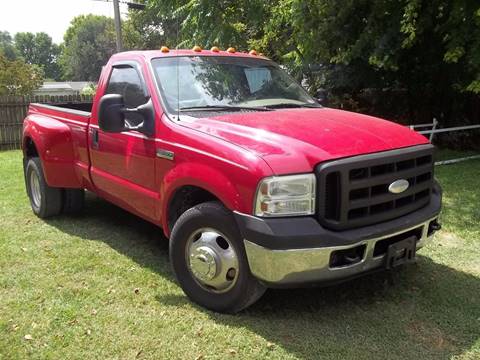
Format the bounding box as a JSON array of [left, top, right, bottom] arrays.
[[48, 194, 480, 360]]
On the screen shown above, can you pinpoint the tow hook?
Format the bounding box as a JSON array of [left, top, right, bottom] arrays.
[[330, 245, 366, 268], [428, 219, 441, 236]]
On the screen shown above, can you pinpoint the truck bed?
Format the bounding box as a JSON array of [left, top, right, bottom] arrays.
[[25, 101, 93, 191], [29, 101, 93, 116]]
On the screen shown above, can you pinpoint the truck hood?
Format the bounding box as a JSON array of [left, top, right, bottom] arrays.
[[182, 107, 429, 174]]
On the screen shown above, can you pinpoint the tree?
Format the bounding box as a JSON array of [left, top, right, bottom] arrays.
[[0, 53, 44, 95], [122, 18, 144, 50], [80, 83, 97, 96], [127, 0, 266, 49], [14, 32, 61, 80], [60, 15, 117, 81], [128, 0, 480, 128], [0, 31, 19, 60]]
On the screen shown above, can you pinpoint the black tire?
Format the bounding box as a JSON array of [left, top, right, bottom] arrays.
[[24, 157, 62, 218], [62, 189, 85, 215], [170, 201, 266, 313]]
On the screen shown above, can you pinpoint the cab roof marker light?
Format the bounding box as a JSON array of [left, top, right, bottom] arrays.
[[192, 45, 202, 52], [160, 46, 170, 53], [249, 50, 258, 56], [210, 46, 220, 52], [227, 47, 236, 53]]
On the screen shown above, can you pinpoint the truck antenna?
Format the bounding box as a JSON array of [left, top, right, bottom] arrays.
[[176, 1, 180, 120]]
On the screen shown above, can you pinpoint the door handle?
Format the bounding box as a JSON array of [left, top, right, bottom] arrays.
[[156, 148, 174, 161], [91, 128, 99, 149]]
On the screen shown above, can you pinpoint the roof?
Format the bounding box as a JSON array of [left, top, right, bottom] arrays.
[[40, 82, 91, 91], [110, 49, 268, 62]]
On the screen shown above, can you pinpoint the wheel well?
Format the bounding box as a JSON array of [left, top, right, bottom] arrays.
[[24, 137, 38, 158], [167, 186, 219, 233]]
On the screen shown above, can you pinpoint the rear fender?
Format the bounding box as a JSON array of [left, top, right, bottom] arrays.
[[23, 114, 82, 188]]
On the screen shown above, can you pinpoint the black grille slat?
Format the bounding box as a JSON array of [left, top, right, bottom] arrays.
[[316, 145, 435, 230], [349, 163, 432, 190], [345, 196, 430, 226], [349, 182, 431, 209], [324, 172, 341, 221]]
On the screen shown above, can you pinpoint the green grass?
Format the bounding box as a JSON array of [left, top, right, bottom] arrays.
[[0, 150, 479, 360], [435, 148, 480, 162]]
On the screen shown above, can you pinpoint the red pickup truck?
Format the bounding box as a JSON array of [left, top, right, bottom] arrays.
[[22, 48, 442, 313]]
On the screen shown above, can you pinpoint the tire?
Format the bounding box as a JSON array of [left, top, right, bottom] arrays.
[[24, 157, 62, 218], [62, 189, 85, 215], [170, 201, 266, 313]]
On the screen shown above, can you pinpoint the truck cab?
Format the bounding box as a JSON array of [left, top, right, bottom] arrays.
[[22, 47, 442, 313]]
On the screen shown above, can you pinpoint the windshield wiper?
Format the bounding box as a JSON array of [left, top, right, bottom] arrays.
[[179, 105, 272, 112], [265, 103, 321, 109]]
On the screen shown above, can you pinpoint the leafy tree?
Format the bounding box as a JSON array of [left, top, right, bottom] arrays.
[[0, 31, 19, 60], [0, 53, 44, 95], [127, 0, 184, 49], [127, 0, 266, 49], [129, 0, 480, 128], [251, 1, 480, 122], [122, 19, 144, 50], [60, 15, 117, 81], [14, 32, 61, 80], [80, 83, 97, 96]]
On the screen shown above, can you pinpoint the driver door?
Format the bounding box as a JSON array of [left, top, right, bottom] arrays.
[[89, 62, 157, 221]]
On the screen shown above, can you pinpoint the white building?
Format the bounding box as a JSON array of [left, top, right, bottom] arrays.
[[33, 82, 92, 96]]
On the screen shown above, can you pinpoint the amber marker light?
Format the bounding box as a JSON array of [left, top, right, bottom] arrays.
[[226, 47, 236, 53], [160, 46, 170, 53], [249, 50, 258, 56], [192, 45, 202, 52], [210, 46, 220, 52]]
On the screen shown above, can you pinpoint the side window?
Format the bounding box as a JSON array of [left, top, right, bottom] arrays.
[[106, 66, 147, 125]]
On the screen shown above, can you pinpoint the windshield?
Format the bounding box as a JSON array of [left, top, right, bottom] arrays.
[[151, 56, 319, 113]]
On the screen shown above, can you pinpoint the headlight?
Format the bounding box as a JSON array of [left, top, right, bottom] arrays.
[[254, 174, 316, 217]]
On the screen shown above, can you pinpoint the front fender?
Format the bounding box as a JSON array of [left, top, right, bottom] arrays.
[[23, 114, 82, 188], [160, 162, 251, 235]]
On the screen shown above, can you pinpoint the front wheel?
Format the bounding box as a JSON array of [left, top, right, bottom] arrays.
[[169, 202, 266, 313]]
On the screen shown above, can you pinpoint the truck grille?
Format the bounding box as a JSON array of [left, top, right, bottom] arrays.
[[316, 145, 434, 230]]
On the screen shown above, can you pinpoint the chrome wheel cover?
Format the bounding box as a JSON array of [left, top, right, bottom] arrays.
[[29, 170, 41, 208], [186, 228, 239, 293]]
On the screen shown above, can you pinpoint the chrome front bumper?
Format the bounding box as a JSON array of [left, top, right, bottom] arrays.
[[244, 217, 438, 286]]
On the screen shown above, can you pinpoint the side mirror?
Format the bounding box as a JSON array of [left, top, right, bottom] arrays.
[[129, 98, 155, 137], [98, 94, 155, 137], [98, 94, 126, 133]]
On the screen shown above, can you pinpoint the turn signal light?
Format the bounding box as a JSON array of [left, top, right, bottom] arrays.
[[192, 45, 202, 52], [210, 46, 220, 52], [226, 47, 236, 53], [160, 46, 170, 53]]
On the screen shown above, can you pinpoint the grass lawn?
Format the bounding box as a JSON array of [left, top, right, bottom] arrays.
[[0, 150, 479, 360]]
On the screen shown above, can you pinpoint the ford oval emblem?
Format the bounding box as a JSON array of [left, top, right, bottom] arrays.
[[388, 179, 409, 194]]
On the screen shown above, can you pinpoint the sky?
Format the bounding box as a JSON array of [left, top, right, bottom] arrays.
[[0, 0, 128, 44]]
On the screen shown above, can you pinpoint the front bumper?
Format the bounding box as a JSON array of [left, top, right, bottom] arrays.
[[234, 186, 441, 287]]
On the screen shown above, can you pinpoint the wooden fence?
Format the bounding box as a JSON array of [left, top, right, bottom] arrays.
[[0, 95, 93, 151]]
